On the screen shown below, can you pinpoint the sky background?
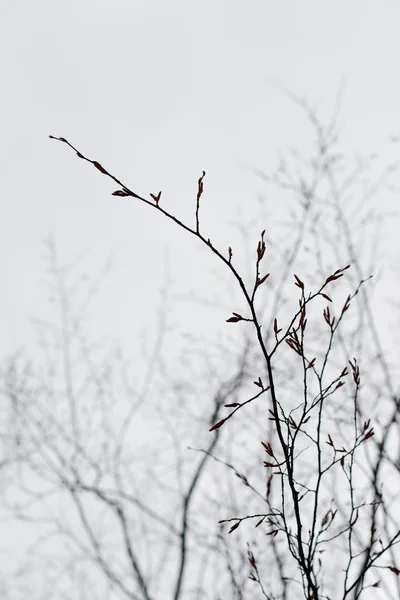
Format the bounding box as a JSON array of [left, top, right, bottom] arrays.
[[1, 0, 400, 362], [1, 1, 400, 596]]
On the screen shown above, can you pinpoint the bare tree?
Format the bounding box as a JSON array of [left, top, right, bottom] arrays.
[[1, 238, 261, 600], [1, 95, 399, 600]]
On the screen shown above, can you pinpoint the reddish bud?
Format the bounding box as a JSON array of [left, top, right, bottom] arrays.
[[228, 521, 240, 534], [273, 318, 282, 335], [350, 509, 359, 527], [112, 189, 130, 197], [92, 161, 108, 175], [197, 171, 206, 201], [320, 293, 332, 302], [209, 418, 226, 432], [253, 376, 263, 389], [226, 312, 243, 323], [257, 273, 270, 286], [363, 428, 375, 441], [261, 441, 274, 456], [150, 191, 162, 204], [294, 274, 304, 289], [307, 358, 316, 369]]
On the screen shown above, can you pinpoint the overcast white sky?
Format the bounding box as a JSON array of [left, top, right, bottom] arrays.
[[1, 0, 400, 357], [1, 2, 400, 597]]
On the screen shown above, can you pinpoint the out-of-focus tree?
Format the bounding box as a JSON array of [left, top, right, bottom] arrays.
[[1, 96, 399, 600]]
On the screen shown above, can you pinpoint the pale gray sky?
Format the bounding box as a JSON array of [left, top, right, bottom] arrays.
[[1, 0, 400, 353], [1, 3, 400, 598]]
